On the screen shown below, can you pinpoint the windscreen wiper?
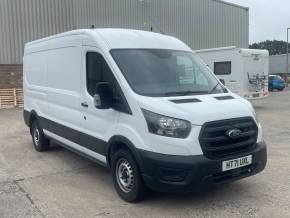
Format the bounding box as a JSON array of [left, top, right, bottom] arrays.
[[208, 83, 220, 94], [208, 83, 228, 94]]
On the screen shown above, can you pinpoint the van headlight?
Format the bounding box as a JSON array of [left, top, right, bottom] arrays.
[[142, 109, 191, 138]]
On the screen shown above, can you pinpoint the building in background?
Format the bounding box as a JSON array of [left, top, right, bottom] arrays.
[[0, 0, 249, 88], [269, 54, 290, 76]]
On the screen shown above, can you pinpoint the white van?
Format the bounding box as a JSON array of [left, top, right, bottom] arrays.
[[196, 47, 269, 100], [23, 29, 267, 202]]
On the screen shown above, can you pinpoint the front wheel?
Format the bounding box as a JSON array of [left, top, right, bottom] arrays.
[[111, 149, 145, 202]]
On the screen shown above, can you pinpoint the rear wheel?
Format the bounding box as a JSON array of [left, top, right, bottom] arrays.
[[111, 149, 145, 202], [31, 120, 50, 152]]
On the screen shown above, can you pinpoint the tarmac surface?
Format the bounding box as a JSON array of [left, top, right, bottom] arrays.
[[0, 89, 290, 217]]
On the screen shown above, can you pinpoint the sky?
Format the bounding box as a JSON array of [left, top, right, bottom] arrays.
[[225, 0, 290, 43]]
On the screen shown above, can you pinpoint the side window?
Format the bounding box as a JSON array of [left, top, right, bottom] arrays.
[[86, 52, 132, 114], [214, 61, 231, 75], [86, 52, 115, 96]]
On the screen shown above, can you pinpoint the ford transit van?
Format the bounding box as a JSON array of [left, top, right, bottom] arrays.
[[23, 29, 267, 202]]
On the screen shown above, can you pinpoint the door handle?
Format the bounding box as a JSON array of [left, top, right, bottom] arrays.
[[81, 102, 88, 108]]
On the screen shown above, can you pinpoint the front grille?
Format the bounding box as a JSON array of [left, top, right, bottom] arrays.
[[199, 117, 258, 159]]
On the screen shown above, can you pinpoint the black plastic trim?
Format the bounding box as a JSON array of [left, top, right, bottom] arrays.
[[215, 95, 234, 100], [49, 137, 107, 167], [170, 98, 201, 104], [107, 135, 143, 169], [39, 116, 107, 156], [24, 110, 108, 157], [23, 110, 30, 127], [199, 117, 258, 159], [24, 110, 267, 194], [24, 111, 141, 167], [138, 141, 267, 193]]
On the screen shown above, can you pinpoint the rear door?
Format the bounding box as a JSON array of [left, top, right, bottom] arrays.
[[243, 55, 268, 93]]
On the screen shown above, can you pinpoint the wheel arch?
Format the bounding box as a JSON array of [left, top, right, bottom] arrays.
[[25, 110, 39, 134], [107, 135, 143, 170]]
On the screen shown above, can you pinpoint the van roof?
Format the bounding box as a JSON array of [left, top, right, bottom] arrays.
[[25, 28, 191, 51]]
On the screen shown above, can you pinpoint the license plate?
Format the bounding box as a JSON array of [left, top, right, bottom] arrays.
[[222, 155, 252, 172]]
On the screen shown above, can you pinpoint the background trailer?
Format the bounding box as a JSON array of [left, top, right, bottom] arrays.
[[269, 54, 290, 76]]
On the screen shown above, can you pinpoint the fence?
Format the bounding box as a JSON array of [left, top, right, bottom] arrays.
[[0, 88, 23, 109]]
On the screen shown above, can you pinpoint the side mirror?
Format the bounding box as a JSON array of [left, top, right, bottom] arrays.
[[219, 79, 225, 86], [94, 82, 114, 109]]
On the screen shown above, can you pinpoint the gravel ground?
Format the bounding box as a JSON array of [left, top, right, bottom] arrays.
[[0, 89, 290, 218]]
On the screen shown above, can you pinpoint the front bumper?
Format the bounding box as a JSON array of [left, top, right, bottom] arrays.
[[138, 141, 267, 193]]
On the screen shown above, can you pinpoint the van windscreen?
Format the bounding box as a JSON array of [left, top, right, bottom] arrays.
[[111, 49, 226, 97]]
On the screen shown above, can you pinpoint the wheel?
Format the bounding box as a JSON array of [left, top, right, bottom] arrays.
[[31, 120, 50, 152], [278, 88, 284, 91], [111, 149, 145, 202]]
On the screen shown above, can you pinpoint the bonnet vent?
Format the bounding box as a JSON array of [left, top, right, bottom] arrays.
[[170, 98, 201, 104], [214, 96, 234, 100]]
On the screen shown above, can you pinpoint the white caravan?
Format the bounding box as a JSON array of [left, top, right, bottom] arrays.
[[23, 29, 267, 202], [196, 47, 269, 100]]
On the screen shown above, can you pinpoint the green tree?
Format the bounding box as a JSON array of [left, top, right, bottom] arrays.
[[249, 40, 290, 56]]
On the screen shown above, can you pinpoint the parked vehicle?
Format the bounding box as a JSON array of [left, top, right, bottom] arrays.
[[23, 29, 267, 202], [196, 46, 269, 100], [268, 75, 285, 91]]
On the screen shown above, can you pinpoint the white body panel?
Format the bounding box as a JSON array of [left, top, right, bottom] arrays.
[[23, 29, 262, 163], [196, 47, 269, 100]]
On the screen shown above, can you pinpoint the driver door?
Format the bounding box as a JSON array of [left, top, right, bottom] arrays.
[[80, 46, 119, 161]]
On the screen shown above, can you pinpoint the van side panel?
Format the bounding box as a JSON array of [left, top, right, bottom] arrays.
[[46, 44, 82, 133], [23, 50, 48, 117], [24, 35, 83, 140]]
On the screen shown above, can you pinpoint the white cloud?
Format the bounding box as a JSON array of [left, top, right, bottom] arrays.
[[225, 0, 290, 43]]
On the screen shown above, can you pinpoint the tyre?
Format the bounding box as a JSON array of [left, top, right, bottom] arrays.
[[31, 120, 50, 152], [111, 149, 145, 202]]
